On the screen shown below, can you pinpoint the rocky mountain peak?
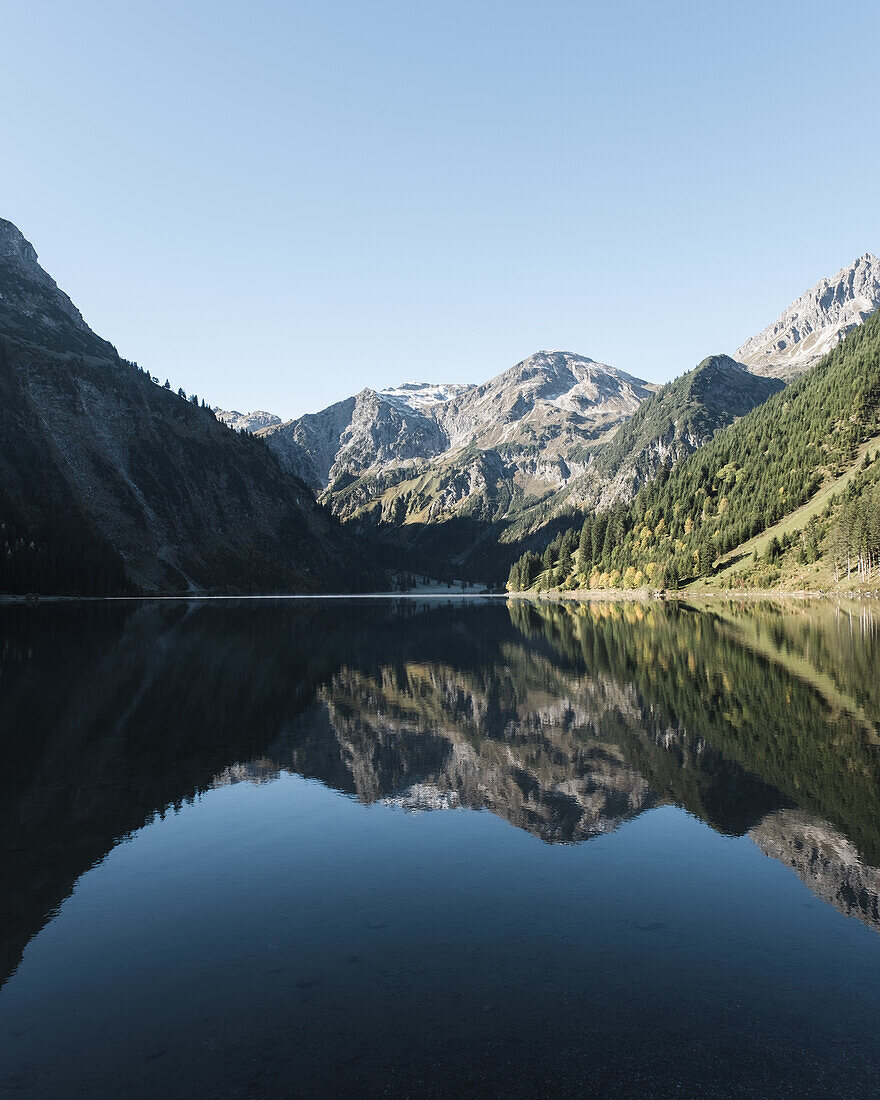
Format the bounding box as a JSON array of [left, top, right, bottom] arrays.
[[696, 352, 745, 371], [461, 349, 654, 428], [689, 354, 760, 388], [0, 217, 110, 356], [500, 349, 598, 382], [682, 353, 785, 413], [0, 217, 43, 274], [736, 252, 880, 379]]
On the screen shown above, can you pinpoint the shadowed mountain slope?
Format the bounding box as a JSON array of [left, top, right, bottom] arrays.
[[0, 218, 383, 594]]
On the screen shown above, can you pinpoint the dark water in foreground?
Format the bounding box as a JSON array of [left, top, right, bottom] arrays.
[[3, 597, 880, 1097]]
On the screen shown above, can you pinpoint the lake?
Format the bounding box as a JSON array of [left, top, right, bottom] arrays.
[[2, 595, 880, 1097]]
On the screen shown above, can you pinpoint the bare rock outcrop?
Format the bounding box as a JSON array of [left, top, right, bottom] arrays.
[[736, 253, 880, 379]]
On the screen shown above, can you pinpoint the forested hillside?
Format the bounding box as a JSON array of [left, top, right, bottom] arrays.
[[510, 311, 880, 592]]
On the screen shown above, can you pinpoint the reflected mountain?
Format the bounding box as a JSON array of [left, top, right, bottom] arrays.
[[3, 595, 880, 989], [752, 810, 880, 931], [266, 648, 786, 843]]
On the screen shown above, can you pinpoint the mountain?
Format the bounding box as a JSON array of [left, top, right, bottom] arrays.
[[263, 351, 654, 490], [432, 350, 654, 447], [10, 216, 868, 592], [0, 218, 383, 594], [250, 254, 880, 583], [259, 351, 657, 576], [324, 352, 790, 581], [213, 408, 282, 433], [513, 309, 880, 592], [262, 386, 453, 489], [736, 252, 880, 380], [543, 254, 880, 526]]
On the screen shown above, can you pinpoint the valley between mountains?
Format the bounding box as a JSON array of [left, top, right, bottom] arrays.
[[1, 213, 879, 596]]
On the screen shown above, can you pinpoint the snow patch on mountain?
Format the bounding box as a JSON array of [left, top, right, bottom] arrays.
[[380, 382, 475, 413], [214, 408, 283, 433]]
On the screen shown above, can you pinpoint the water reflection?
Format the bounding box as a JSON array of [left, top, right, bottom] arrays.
[[3, 594, 880, 995]]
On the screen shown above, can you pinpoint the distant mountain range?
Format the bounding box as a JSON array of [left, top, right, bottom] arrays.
[[260, 352, 653, 488], [215, 252, 880, 577], [1, 213, 877, 593]]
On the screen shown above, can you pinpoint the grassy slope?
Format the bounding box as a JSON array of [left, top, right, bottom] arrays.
[[691, 433, 880, 591]]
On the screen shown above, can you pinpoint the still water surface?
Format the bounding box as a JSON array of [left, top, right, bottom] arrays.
[[2, 597, 880, 1096]]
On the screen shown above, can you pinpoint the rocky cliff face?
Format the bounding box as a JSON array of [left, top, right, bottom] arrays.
[[433, 350, 654, 449], [736, 253, 880, 379], [0, 218, 383, 594], [381, 381, 475, 412], [0, 218, 115, 359], [263, 387, 452, 490]]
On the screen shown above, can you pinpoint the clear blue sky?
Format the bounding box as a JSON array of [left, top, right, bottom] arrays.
[[3, 0, 878, 418]]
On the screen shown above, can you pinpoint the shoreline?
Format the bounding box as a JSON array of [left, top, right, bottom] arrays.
[[507, 587, 880, 603]]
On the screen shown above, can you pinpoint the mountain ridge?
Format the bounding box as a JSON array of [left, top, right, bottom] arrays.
[[736, 252, 880, 379], [5, 214, 878, 591], [257, 351, 658, 577], [262, 349, 656, 491]]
